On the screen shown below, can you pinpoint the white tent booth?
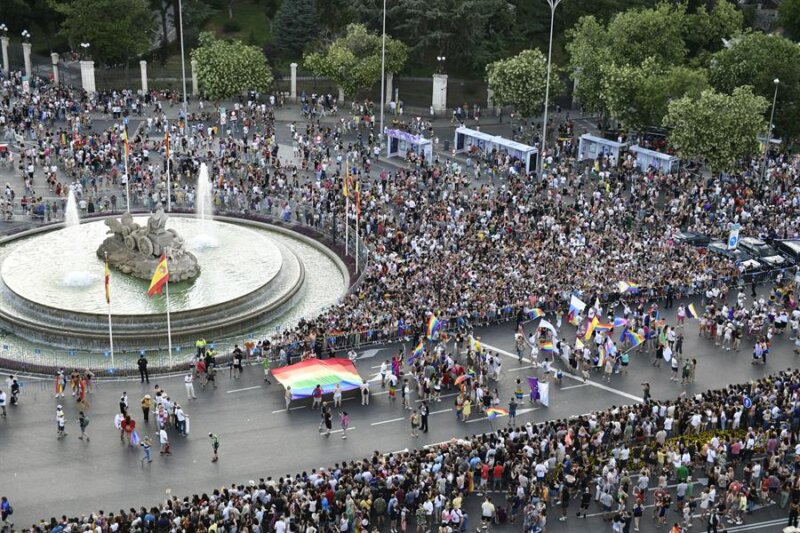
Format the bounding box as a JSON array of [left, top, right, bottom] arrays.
[[384, 128, 433, 161], [630, 144, 680, 173], [453, 127, 537, 174], [578, 134, 627, 163]]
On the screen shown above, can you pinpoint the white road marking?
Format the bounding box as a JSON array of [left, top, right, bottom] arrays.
[[226, 386, 261, 393], [507, 365, 536, 372], [465, 407, 539, 423], [271, 406, 306, 413], [371, 417, 406, 426], [482, 342, 644, 403], [560, 383, 588, 390]]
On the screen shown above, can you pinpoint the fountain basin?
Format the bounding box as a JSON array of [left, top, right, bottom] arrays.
[[0, 215, 347, 351]]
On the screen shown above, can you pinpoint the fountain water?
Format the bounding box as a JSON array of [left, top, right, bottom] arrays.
[[190, 163, 219, 249], [61, 188, 99, 288]]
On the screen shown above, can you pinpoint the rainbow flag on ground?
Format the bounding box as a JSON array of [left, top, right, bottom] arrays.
[[687, 303, 699, 319], [486, 407, 509, 420], [408, 340, 424, 362], [272, 358, 363, 399], [426, 315, 443, 340]]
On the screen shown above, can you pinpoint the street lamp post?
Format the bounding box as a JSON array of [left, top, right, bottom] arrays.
[[539, 0, 562, 179], [436, 56, 446, 74], [760, 78, 779, 182], [80, 42, 90, 60], [378, 0, 387, 151], [178, 0, 188, 120]]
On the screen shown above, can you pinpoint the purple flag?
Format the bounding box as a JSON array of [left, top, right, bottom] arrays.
[[527, 376, 539, 401]]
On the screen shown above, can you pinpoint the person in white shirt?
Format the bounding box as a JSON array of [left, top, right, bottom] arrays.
[[184, 373, 196, 399]]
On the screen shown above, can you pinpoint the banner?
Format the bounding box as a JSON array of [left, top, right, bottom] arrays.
[[527, 376, 539, 401], [728, 223, 741, 250], [538, 382, 550, 407]]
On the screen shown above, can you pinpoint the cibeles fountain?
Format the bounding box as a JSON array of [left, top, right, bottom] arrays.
[[0, 164, 348, 366]]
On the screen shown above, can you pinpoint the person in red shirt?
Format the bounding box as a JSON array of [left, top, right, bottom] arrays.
[[493, 463, 504, 490], [121, 415, 136, 446], [480, 463, 490, 491]]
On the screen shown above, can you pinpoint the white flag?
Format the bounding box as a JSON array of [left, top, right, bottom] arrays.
[[539, 319, 559, 337], [538, 382, 550, 407]]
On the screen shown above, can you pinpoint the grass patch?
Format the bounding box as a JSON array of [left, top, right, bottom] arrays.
[[206, 0, 272, 47]]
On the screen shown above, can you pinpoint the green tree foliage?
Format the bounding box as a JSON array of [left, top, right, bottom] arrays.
[[191, 31, 273, 99], [606, 2, 687, 66], [273, 0, 318, 57], [601, 58, 708, 129], [485, 49, 564, 120], [303, 23, 407, 99], [709, 32, 800, 139], [683, 0, 743, 59], [565, 15, 611, 114], [49, 0, 155, 66], [663, 86, 768, 172], [779, 0, 800, 42]]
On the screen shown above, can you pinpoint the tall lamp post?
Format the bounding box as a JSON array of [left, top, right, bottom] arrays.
[[178, 0, 188, 120], [539, 0, 562, 179], [378, 0, 387, 150], [80, 42, 91, 59], [760, 78, 779, 182]]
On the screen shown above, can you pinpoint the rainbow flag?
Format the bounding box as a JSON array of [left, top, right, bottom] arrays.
[[540, 341, 554, 353], [527, 308, 544, 320], [625, 330, 644, 347], [271, 358, 363, 399], [408, 340, 424, 363], [595, 321, 614, 332], [584, 316, 599, 340], [596, 345, 606, 367], [486, 407, 509, 420], [687, 303, 699, 319], [613, 317, 627, 328], [426, 315, 443, 340]]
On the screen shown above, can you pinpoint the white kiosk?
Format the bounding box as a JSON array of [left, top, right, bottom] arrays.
[[384, 128, 433, 161], [630, 144, 680, 173], [453, 127, 537, 174], [578, 134, 627, 163]]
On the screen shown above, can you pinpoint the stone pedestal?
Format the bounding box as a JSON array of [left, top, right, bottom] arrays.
[[22, 42, 32, 79], [190, 59, 199, 96], [50, 53, 59, 84], [386, 72, 394, 104], [432, 73, 448, 114], [140, 60, 148, 93], [487, 88, 494, 110], [338, 86, 345, 104], [79, 60, 96, 93], [289, 62, 298, 100], [0, 37, 9, 75]]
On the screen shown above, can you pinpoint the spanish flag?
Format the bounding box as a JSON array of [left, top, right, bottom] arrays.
[[147, 254, 169, 296], [104, 258, 111, 304], [164, 129, 170, 161], [121, 127, 129, 160]]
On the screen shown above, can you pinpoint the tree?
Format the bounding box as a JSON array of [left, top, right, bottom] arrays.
[[303, 24, 407, 99], [684, 0, 742, 59], [566, 15, 613, 114], [486, 49, 564, 120], [709, 32, 800, 139], [779, 0, 800, 42], [49, 0, 154, 66], [606, 2, 687, 66], [191, 32, 273, 99], [663, 86, 768, 172], [273, 0, 319, 57], [601, 58, 708, 129]]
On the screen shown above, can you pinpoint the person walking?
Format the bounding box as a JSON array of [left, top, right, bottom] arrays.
[[410, 409, 420, 437], [159, 427, 171, 456], [209, 432, 220, 462], [140, 435, 153, 464], [175, 404, 188, 436], [184, 373, 196, 400], [0, 389, 6, 418], [508, 397, 518, 426], [56, 405, 67, 438], [137, 355, 149, 383], [402, 379, 412, 410], [284, 386, 292, 411], [0, 496, 13, 530], [119, 392, 129, 415], [360, 379, 370, 405], [77, 411, 90, 441], [141, 394, 151, 423], [420, 401, 429, 433], [339, 411, 349, 439], [333, 383, 342, 408], [311, 384, 323, 409], [262, 355, 273, 384], [321, 403, 333, 437]]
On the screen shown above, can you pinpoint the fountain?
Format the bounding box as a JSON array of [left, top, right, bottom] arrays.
[[191, 163, 219, 249], [61, 189, 99, 288]]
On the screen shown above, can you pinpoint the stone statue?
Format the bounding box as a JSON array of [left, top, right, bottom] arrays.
[[97, 208, 200, 282]]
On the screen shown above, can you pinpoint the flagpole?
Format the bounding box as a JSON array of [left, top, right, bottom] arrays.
[[165, 251, 173, 369], [356, 210, 360, 274], [123, 126, 130, 213], [165, 131, 172, 212], [105, 252, 114, 370], [345, 196, 349, 256]]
